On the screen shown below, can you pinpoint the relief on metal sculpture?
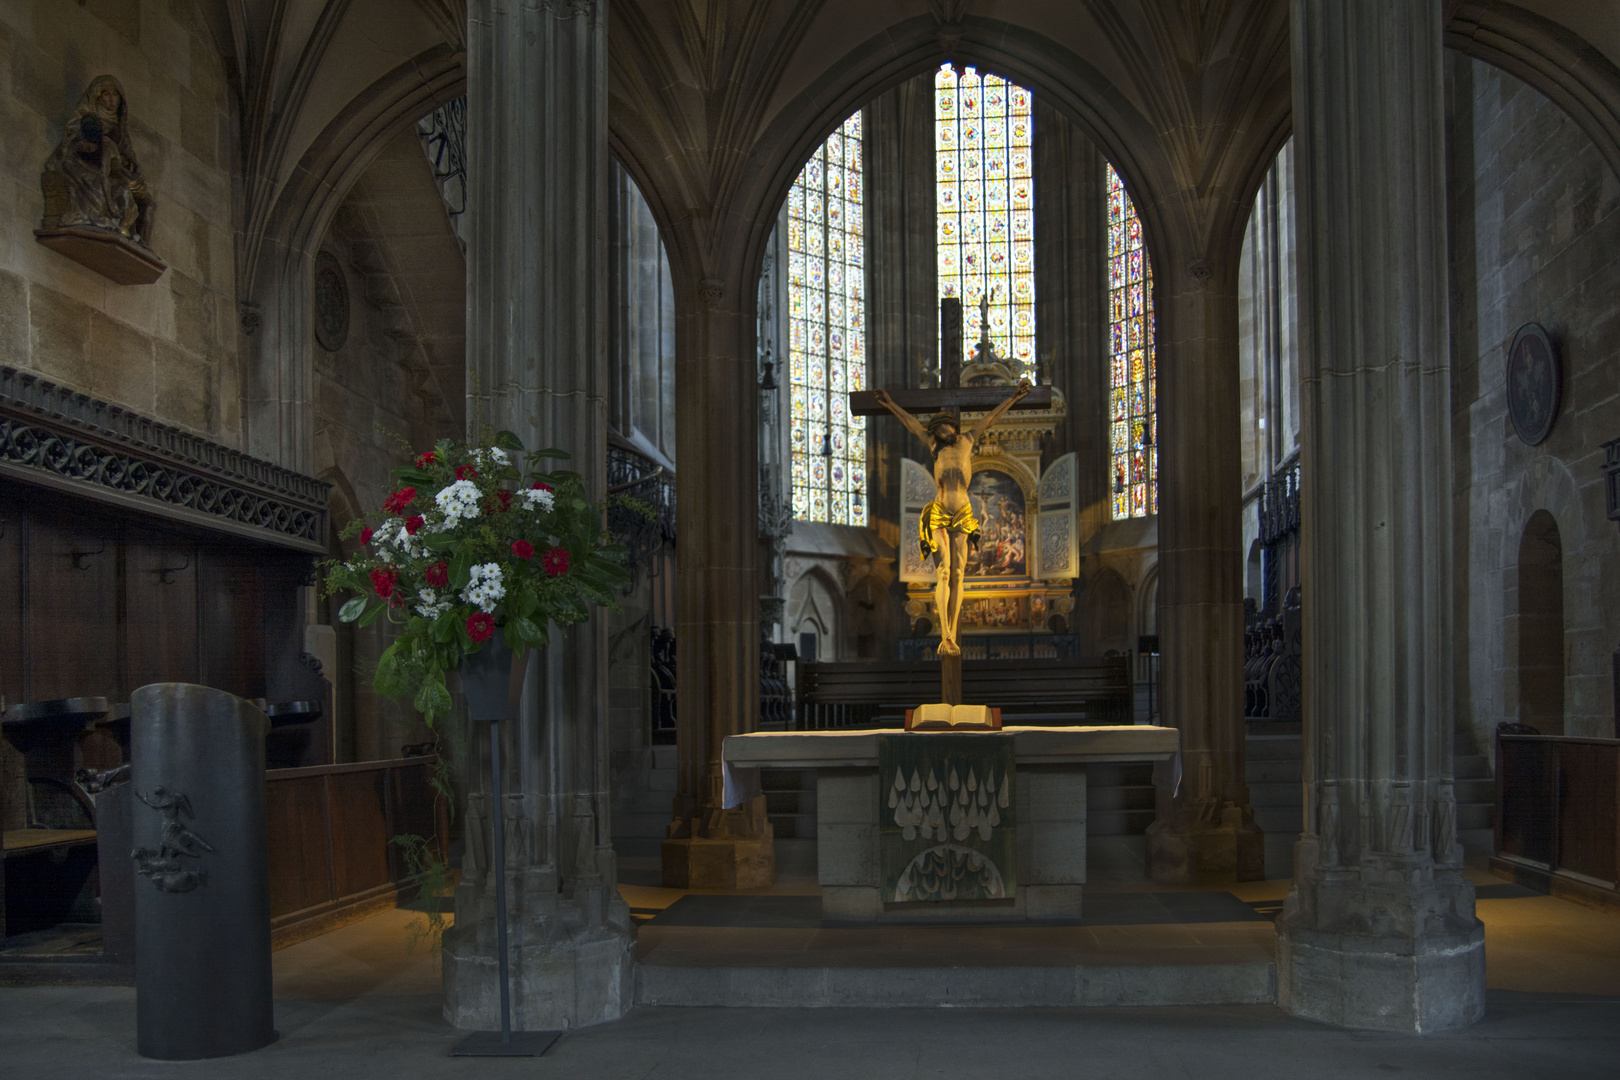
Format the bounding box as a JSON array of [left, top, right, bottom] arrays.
[[132, 786, 214, 893], [41, 77, 155, 244], [313, 251, 350, 352]]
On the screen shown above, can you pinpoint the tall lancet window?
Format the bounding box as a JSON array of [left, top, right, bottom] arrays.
[[934, 64, 1036, 370], [788, 113, 867, 525], [1107, 163, 1156, 518]]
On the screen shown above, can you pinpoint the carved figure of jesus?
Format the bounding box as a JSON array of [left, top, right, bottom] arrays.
[[874, 378, 1032, 656]]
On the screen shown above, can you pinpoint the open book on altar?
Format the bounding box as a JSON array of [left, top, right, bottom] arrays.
[[904, 703, 1002, 731]]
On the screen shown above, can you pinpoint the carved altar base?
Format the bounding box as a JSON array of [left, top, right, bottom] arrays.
[[722, 726, 1177, 922]]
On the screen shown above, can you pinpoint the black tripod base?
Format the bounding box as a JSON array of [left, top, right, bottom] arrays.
[[449, 1030, 561, 1057]]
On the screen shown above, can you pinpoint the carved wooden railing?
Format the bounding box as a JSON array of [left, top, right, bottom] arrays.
[[0, 366, 329, 553], [1244, 586, 1301, 724]]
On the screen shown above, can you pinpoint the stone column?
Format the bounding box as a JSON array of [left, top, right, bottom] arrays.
[[1277, 0, 1484, 1032], [866, 74, 937, 543], [661, 266, 776, 888], [444, 0, 633, 1030], [1031, 103, 1108, 531], [1146, 256, 1262, 884]]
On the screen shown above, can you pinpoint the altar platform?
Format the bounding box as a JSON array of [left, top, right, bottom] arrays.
[[722, 726, 1179, 924]]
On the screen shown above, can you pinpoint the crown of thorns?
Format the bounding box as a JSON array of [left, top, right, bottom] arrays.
[[926, 412, 960, 433]]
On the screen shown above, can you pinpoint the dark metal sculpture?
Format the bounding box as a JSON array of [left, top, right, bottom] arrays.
[[131, 683, 273, 1060], [131, 786, 213, 893]]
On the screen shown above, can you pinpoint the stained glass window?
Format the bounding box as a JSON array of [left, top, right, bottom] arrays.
[[1107, 163, 1156, 518], [934, 65, 1036, 371], [788, 113, 867, 525]]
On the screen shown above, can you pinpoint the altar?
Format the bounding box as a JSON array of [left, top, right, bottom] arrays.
[[723, 726, 1178, 922]]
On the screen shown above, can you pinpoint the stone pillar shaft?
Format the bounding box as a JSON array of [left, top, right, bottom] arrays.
[[1278, 0, 1483, 1033], [662, 269, 775, 888], [445, 0, 632, 1030], [1148, 257, 1261, 883]]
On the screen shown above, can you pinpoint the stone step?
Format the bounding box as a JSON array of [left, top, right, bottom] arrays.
[[1263, 831, 1296, 880], [760, 768, 815, 793], [1458, 803, 1494, 830], [1456, 777, 1495, 803], [629, 789, 673, 816], [1454, 754, 1491, 780], [642, 767, 677, 792], [1087, 808, 1156, 836], [611, 812, 669, 840], [768, 813, 819, 840], [765, 790, 818, 816], [1087, 785, 1155, 812], [1245, 735, 1303, 761], [1245, 719, 1302, 737], [1254, 805, 1302, 834], [1247, 781, 1303, 808], [1458, 828, 1494, 857], [1087, 763, 1154, 787], [651, 744, 677, 769], [636, 958, 1277, 1009], [1245, 758, 1302, 784]]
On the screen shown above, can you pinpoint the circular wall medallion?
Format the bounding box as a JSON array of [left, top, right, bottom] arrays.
[[1506, 322, 1560, 446], [313, 251, 350, 352]]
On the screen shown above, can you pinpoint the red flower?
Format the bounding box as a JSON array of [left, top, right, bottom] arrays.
[[383, 487, 417, 514], [466, 613, 495, 642], [359, 526, 375, 546], [494, 489, 513, 511], [424, 561, 448, 587], [543, 546, 570, 577], [531, 481, 551, 492], [511, 540, 534, 560], [369, 566, 398, 599], [455, 465, 478, 481], [404, 515, 425, 535], [416, 450, 438, 468]]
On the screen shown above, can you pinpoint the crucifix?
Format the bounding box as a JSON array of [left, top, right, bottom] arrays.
[[849, 295, 1053, 705]]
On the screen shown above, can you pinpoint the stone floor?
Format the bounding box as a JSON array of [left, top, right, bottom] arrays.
[[0, 858, 1616, 1077]]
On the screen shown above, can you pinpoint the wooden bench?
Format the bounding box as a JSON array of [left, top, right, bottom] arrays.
[[797, 657, 1132, 729]]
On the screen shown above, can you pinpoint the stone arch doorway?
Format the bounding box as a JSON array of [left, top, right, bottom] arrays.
[[1516, 509, 1565, 734]]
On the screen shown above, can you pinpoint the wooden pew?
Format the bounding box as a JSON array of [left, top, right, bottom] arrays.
[[798, 656, 1132, 729]]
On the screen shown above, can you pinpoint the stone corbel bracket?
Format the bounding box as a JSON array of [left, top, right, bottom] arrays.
[[0, 365, 329, 553]]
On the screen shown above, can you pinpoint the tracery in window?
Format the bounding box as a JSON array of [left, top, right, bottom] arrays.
[[1107, 163, 1156, 519], [934, 64, 1035, 371], [787, 113, 867, 525]]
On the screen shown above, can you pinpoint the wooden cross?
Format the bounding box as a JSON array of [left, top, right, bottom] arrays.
[[849, 299, 1051, 706]]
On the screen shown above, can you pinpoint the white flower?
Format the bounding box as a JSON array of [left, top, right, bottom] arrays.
[[414, 588, 451, 619], [460, 562, 506, 613], [481, 447, 510, 467], [519, 486, 555, 512], [435, 479, 482, 525]]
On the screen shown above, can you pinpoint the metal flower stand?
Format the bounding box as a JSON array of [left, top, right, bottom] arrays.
[[451, 640, 560, 1057]]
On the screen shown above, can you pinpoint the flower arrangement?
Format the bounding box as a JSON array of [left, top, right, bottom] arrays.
[[323, 432, 630, 724]]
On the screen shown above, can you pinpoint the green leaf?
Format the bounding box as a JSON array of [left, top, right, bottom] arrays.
[[414, 676, 452, 723], [392, 467, 434, 484], [421, 532, 457, 553], [358, 601, 389, 627], [375, 642, 410, 697], [493, 430, 526, 453], [449, 551, 473, 590], [338, 597, 367, 623], [508, 616, 543, 648], [531, 447, 572, 461]]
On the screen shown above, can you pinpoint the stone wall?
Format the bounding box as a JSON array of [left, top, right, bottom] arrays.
[[1448, 54, 1620, 749], [312, 128, 463, 763], [0, 1, 238, 441]]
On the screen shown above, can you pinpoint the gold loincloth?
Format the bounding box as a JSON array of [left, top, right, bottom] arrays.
[[918, 500, 982, 559]]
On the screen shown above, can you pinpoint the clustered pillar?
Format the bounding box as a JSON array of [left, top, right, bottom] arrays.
[[443, 0, 633, 1029], [1277, 0, 1485, 1031]]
